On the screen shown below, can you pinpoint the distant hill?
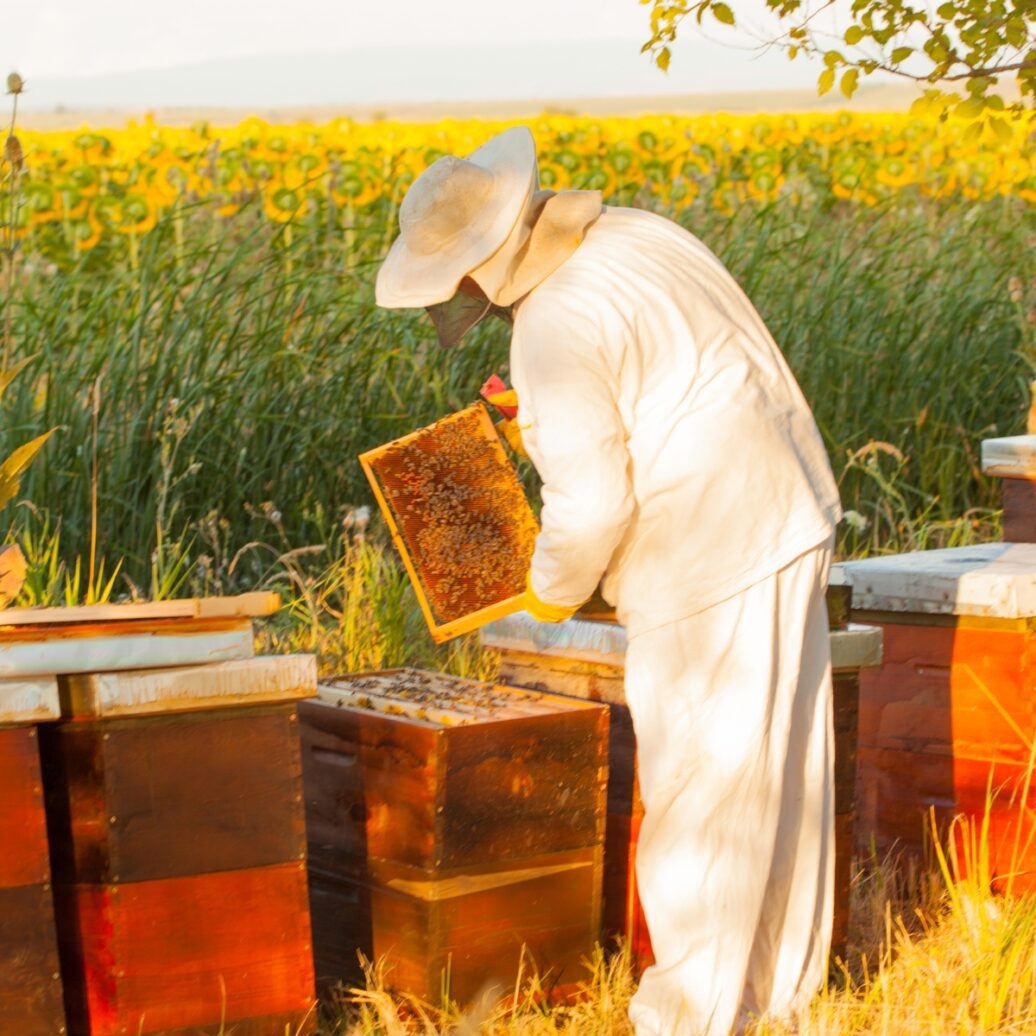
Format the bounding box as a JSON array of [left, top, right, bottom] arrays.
[[16, 38, 921, 128]]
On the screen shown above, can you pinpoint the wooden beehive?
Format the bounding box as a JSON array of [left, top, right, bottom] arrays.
[[360, 404, 539, 643], [836, 544, 1036, 892], [300, 668, 608, 1002], [0, 676, 66, 1035], [983, 435, 1036, 542], [481, 585, 880, 971], [37, 653, 319, 1036]]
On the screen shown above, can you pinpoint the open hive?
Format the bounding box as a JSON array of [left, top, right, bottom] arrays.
[[360, 403, 539, 642]]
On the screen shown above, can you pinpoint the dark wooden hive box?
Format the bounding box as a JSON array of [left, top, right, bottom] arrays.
[[36, 656, 318, 1036], [300, 667, 609, 1003]]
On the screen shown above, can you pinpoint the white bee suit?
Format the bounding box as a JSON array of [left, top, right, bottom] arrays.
[[509, 206, 841, 1034]]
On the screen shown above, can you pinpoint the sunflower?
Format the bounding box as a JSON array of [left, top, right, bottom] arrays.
[[264, 185, 304, 223]]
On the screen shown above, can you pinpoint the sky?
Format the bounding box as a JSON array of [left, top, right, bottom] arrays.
[[3, 0, 846, 109]]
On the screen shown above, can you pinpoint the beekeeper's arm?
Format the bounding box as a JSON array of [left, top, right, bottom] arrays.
[[512, 300, 634, 621]]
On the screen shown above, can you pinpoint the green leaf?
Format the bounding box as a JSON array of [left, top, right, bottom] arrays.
[[955, 95, 986, 119], [989, 116, 1013, 143], [0, 354, 39, 404], [844, 25, 864, 45], [818, 68, 836, 95], [711, 2, 735, 25], [891, 46, 913, 64], [841, 68, 860, 98], [936, 2, 956, 17], [0, 429, 56, 512], [962, 121, 984, 144], [657, 45, 671, 71]]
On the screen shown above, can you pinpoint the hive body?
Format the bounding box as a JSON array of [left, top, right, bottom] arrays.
[[837, 545, 1036, 893], [301, 668, 608, 1002], [0, 701, 66, 1035], [32, 646, 317, 1036]]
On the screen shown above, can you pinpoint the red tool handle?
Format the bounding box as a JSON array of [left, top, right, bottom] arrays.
[[480, 373, 518, 420]]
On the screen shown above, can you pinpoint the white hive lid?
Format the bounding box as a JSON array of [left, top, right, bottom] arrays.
[[981, 435, 1036, 478], [481, 612, 882, 670], [833, 543, 1036, 617], [0, 676, 60, 725]]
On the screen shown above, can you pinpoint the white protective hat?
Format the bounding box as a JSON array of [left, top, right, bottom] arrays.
[[375, 126, 538, 309]]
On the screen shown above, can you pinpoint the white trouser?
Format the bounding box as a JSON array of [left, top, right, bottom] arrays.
[[626, 539, 834, 1036]]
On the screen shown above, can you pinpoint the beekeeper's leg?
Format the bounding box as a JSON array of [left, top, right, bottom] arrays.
[[625, 540, 833, 1036]]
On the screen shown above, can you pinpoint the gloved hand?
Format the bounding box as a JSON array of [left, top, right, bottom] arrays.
[[524, 572, 582, 624], [486, 388, 528, 459]]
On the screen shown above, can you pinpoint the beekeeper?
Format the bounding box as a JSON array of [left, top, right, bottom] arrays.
[[375, 126, 842, 1036]]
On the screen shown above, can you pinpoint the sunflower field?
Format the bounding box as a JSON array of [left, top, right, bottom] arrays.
[[1, 110, 1035, 596], [10, 112, 1036, 260]]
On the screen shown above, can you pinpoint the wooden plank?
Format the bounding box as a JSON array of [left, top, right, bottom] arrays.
[[55, 862, 315, 1036], [0, 727, 51, 889], [0, 884, 65, 1036], [300, 699, 440, 878], [309, 846, 600, 1004], [0, 591, 279, 628], [1003, 477, 1036, 544], [857, 621, 1035, 762], [831, 811, 855, 961], [440, 708, 608, 868], [834, 544, 1036, 619], [0, 623, 254, 677], [498, 653, 627, 705], [856, 745, 955, 856], [41, 704, 306, 884], [0, 676, 60, 724], [981, 434, 1036, 479], [59, 653, 316, 718], [826, 583, 852, 630]]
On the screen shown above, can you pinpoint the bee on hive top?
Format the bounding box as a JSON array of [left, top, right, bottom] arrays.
[[375, 126, 841, 1036]]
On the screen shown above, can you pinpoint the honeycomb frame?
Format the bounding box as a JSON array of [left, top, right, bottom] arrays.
[[359, 403, 539, 643]]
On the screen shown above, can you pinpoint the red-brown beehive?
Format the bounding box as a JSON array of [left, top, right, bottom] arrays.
[[0, 677, 65, 1034], [300, 668, 608, 1003], [0, 595, 319, 1036], [837, 545, 1036, 892]]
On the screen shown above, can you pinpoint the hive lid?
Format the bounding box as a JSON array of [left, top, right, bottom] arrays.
[[833, 543, 1036, 617], [360, 404, 539, 644], [482, 613, 629, 666], [0, 676, 59, 725], [59, 654, 317, 718], [982, 435, 1036, 478], [481, 613, 882, 671], [317, 667, 600, 727]]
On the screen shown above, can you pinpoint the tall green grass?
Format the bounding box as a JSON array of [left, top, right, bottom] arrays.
[[2, 191, 1031, 588]]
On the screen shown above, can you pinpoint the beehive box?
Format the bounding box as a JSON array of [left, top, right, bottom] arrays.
[[983, 435, 1036, 542], [481, 586, 881, 969], [835, 544, 1036, 892], [360, 404, 539, 643], [0, 676, 66, 1035], [300, 668, 608, 1002], [38, 653, 319, 1036]]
